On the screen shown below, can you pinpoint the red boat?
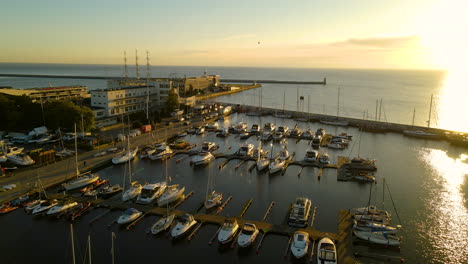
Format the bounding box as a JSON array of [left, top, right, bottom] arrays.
[[80, 179, 109, 193], [70, 202, 91, 221], [0, 204, 19, 214]]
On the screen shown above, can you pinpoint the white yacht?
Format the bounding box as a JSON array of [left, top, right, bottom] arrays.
[[312, 135, 322, 148], [171, 214, 197, 239], [151, 214, 176, 235], [353, 219, 398, 234], [302, 129, 314, 139], [316, 128, 326, 137], [122, 183, 143, 201], [32, 200, 58, 215], [136, 182, 167, 204], [269, 159, 285, 174], [237, 223, 259, 248], [25, 200, 46, 213], [149, 146, 173, 160], [256, 157, 270, 171], [250, 124, 260, 134], [117, 208, 142, 225], [234, 122, 248, 133], [157, 185, 185, 207], [206, 122, 219, 131], [290, 125, 302, 137], [319, 153, 330, 164], [327, 142, 345, 149], [317, 237, 338, 264], [196, 126, 205, 135], [204, 191, 223, 209], [291, 231, 310, 258], [272, 132, 283, 141], [46, 202, 78, 216], [112, 147, 138, 164], [353, 230, 400, 246], [288, 197, 312, 227], [191, 151, 215, 166], [6, 153, 35, 166], [304, 149, 319, 162], [201, 142, 217, 152], [62, 172, 100, 191], [238, 143, 254, 156], [278, 146, 290, 160], [263, 123, 276, 133], [218, 218, 239, 244]]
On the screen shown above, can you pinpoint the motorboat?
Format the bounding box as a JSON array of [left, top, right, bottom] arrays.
[[302, 129, 314, 139], [192, 151, 215, 166], [216, 128, 230, 137], [68, 202, 91, 221], [122, 183, 143, 201], [288, 197, 312, 227], [0, 204, 18, 214], [250, 124, 260, 134], [353, 230, 401, 246], [98, 184, 123, 198], [112, 147, 138, 165], [351, 205, 390, 217], [304, 149, 319, 162], [137, 182, 167, 204], [344, 158, 377, 171], [62, 172, 100, 191], [327, 142, 345, 149], [256, 157, 270, 171], [291, 231, 309, 258], [261, 131, 273, 141], [352, 172, 376, 183], [47, 202, 78, 216], [353, 219, 398, 234], [290, 125, 302, 137], [151, 214, 176, 235], [330, 137, 350, 146], [277, 126, 289, 135], [117, 208, 142, 225], [6, 153, 35, 166], [157, 185, 185, 207], [171, 214, 197, 239], [263, 123, 276, 133], [25, 200, 46, 213], [237, 143, 254, 156], [218, 218, 239, 244], [269, 159, 285, 174], [149, 146, 173, 160], [206, 122, 219, 131], [234, 122, 248, 133], [204, 191, 223, 209], [252, 147, 265, 159], [139, 146, 157, 159], [55, 149, 75, 157], [187, 127, 197, 134], [240, 132, 250, 139], [316, 128, 326, 137], [237, 223, 259, 247], [317, 237, 337, 264], [196, 126, 205, 135], [272, 132, 283, 141], [312, 135, 322, 148], [201, 142, 217, 152], [171, 139, 190, 149], [32, 199, 58, 215], [403, 130, 440, 139], [278, 146, 290, 160], [319, 153, 330, 164]]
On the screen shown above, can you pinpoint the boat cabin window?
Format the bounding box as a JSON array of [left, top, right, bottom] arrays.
[[319, 250, 336, 261]]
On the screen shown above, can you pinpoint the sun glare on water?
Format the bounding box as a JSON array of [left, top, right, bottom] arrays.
[[417, 0, 468, 132]]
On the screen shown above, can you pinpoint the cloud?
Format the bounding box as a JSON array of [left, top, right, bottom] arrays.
[[221, 34, 257, 41], [332, 35, 420, 48]]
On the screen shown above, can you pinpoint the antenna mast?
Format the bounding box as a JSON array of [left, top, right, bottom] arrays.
[[135, 49, 140, 79], [146, 50, 150, 120], [124, 51, 128, 79]]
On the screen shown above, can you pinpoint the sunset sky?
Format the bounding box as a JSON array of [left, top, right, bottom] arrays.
[[1, 0, 466, 69]]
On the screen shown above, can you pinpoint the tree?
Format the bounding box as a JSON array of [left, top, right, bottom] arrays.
[[164, 88, 179, 114]]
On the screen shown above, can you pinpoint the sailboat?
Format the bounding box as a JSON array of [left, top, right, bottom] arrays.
[[151, 157, 175, 234], [138, 151, 168, 204], [112, 118, 138, 164], [320, 87, 349, 126], [204, 165, 222, 209], [55, 128, 75, 157], [269, 144, 285, 174], [121, 148, 142, 201], [256, 140, 270, 171], [273, 91, 292, 118], [62, 124, 99, 191], [403, 94, 441, 139]]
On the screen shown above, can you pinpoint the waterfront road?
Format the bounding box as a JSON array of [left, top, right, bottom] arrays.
[[0, 119, 204, 203]]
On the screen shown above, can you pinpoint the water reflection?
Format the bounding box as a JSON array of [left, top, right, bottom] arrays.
[[420, 148, 468, 263], [437, 69, 468, 132]]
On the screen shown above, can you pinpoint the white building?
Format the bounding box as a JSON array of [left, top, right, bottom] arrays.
[[91, 78, 172, 127]]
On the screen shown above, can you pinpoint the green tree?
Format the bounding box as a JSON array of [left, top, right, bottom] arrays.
[[164, 88, 179, 114]]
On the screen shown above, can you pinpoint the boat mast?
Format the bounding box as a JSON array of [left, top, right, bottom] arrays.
[[307, 95, 310, 121], [337, 87, 341, 120], [382, 178, 385, 211], [375, 99, 378, 121], [427, 94, 433, 128], [378, 99, 383, 121], [74, 124, 79, 177], [88, 232, 92, 264], [70, 224, 76, 264], [412, 108, 416, 127], [283, 91, 286, 113], [111, 232, 116, 264]]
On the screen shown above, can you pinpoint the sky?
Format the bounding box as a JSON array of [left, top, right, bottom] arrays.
[[1, 0, 467, 69]]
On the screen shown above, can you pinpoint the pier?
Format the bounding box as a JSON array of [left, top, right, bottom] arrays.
[[0, 74, 326, 85]]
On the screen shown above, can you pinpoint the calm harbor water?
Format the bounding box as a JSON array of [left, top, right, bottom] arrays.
[[0, 64, 467, 263]]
